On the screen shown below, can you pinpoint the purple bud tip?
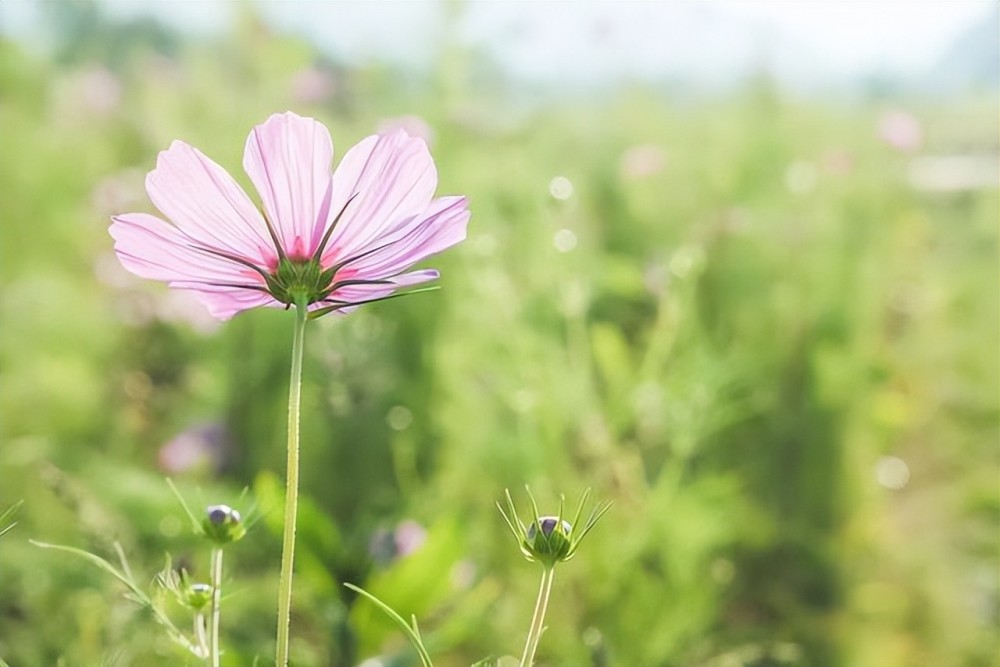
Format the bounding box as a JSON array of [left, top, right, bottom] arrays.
[[207, 504, 238, 525], [529, 516, 571, 540]]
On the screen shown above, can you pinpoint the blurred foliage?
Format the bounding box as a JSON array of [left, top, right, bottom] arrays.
[[0, 3, 998, 667]]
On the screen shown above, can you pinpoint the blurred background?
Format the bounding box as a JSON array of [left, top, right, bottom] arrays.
[[0, 1, 997, 665]]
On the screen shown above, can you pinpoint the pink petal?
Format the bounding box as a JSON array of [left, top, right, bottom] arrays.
[[111, 213, 263, 286], [341, 196, 469, 280], [324, 130, 438, 263], [325, 268, 440, 310], [243, 112, 335, 260], [183, 286, 277, 320], [146, 140, 277, 267], [389, 268, 441, 286], [110, 213, 274, 320]]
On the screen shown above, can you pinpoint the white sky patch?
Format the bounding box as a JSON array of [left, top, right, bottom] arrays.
[[718, 0, 992, 74], [0, 0, 992, 90]]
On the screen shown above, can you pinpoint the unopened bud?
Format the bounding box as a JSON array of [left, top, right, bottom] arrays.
[[498, 488, 611, 568], [202, 504, 245, 544], [185, 582, 213, 611], [525, 516, 573, 565]]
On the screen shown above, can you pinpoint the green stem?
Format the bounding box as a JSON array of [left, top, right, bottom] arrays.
[[194, 612, 209, 662], [275, 302, 308, 667], [519, 566, 555, 667], [208, 547, 224, 667]]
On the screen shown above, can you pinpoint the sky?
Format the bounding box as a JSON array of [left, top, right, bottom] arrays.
[[0, 0, 994, 90]]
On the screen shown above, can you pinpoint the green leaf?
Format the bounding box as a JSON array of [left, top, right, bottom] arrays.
[[0, 501, 22, 540], [31, 541, 151, 604], [165, 478, 203, 535], [345, 582, 434, 667], [30, 541, 198, 655]]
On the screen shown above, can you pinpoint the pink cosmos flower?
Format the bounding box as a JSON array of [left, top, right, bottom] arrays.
[[878, 110, 923, 153], [110, 112, 469, 320]]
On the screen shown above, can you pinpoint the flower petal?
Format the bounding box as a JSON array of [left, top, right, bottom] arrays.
[[110, 212, 273, 319], [324, 130, 438, 262], [181, 285, 277, 320], [111, 213, 262, 285], [388, 268, 441, 286], [243, 112, 335, 259], [146, 140, 277, 267], [339, 196, 469, 280], [326, 269, 440, 307]]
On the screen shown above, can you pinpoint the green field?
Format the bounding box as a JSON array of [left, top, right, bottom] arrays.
[[0, 6, 997, 667]]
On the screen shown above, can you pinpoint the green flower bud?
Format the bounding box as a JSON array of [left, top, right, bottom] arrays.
[[185, 582, 213, 611], [498, 487, 611, 568], [525, 517, 573, 564], [202, 504, 245, 544]]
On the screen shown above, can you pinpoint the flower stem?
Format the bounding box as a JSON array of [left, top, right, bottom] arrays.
[[194, 612, 209, 662], [275, 302, 308, 667], [519, 565, 555, 667], [208, 547, 224, 667]]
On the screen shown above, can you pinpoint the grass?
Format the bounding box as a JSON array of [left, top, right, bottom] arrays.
[[0, 8, 997, 667]]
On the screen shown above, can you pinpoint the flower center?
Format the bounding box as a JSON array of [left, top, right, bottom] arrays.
[[265, 257, 336, 307]]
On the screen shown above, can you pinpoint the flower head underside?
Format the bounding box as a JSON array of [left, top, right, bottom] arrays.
[[110, 112, 470, 320]]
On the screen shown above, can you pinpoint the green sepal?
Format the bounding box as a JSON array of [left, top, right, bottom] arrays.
[[497, 487, 612, 566], [184, 582, 213, 611], [308, 285, 440, 319]]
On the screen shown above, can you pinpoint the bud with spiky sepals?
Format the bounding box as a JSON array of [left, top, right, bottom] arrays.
[[184, 582, 213, 611], [526, 517, 573, 563], [498, 487, 611, 568], [202, 504, 246, 545], [156, 560, 214, 616]]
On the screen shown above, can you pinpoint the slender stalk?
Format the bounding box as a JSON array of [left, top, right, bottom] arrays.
[[519, 566, 556, 667], [275, 301, 308, 667], [208, 547, 224, 667], [194, 612, 209, 661]]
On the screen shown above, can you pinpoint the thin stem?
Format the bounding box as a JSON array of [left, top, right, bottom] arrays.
[[519, 566, 556, 667], [208, 547, 224, 667], [275, 301, 308, 667], [194, 612, 209, 661]]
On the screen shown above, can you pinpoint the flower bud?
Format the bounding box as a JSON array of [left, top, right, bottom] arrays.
[[184, 582, 213, 611], [525, 516, 573, 565], [498, 488, 611, 568], [202, 504, 245, 544]]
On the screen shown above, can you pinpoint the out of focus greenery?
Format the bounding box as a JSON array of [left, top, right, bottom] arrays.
[[1, 3, 997, 667]]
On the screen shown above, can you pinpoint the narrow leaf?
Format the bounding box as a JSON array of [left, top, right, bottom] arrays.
[[345, 583, 434, 667]]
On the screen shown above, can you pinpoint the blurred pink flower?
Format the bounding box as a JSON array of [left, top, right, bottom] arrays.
[[619, 144, 666, 180], [111, 112, 469, 320], [290, 66, 335, 105], [376, 115, 434, 145], [393, 519, 427, 557], [78, 67, 122, 117], [368, 519, 427, 564], [878, 110, 923, 153], [821, 149, 855, 176], [158, 422, 230, 475]]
